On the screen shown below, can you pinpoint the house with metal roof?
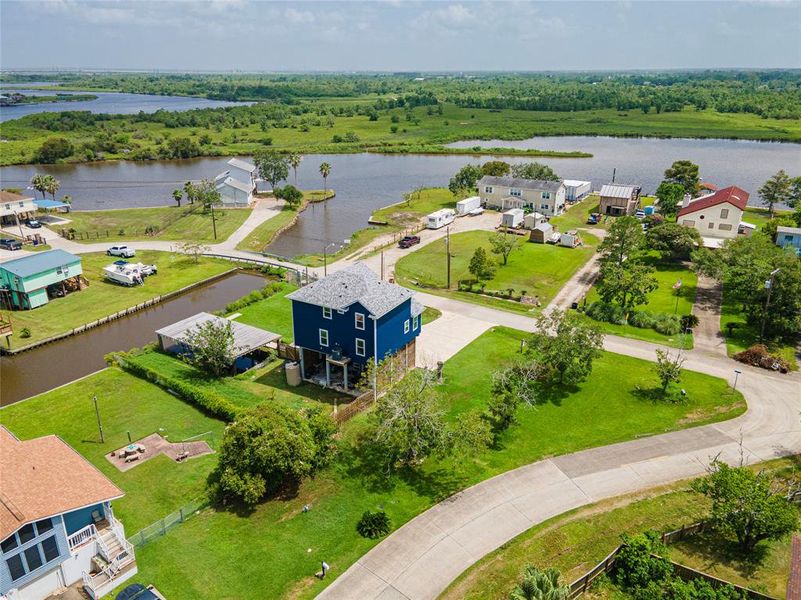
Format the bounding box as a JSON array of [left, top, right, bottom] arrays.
[[598, 184, 641, 216], [0, 426, 137, 600], [286, 263, 423, 391], [478, 176, 567, 216], [156, 312, 281, 372], [0, 249, 83, 310]]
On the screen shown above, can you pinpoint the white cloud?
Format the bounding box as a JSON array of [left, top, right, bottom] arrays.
[[284, 7, 316, 24]]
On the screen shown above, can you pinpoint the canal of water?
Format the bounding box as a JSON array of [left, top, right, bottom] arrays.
[[0, 272, 266, 406]]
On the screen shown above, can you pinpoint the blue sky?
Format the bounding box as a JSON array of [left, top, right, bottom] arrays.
[[1, 1, 799, 71]]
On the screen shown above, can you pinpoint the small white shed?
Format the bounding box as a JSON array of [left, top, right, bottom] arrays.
[[501, 208, 524, 228], [427, 208, 456, 229], [456, 196, 481, 215], [523, 212, 547, 230], [559, 230, 582, 248]]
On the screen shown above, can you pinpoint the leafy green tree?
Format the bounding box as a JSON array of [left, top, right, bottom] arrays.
[[489, 230, 519, 266], [790, 175, 801, 208], [448, 164, 483, 196], [274, 184, 304, 208], [178, 240, 210, 264], [654, 348, 685, 393], [287, 152, 303, 184], [319, 161, 332, 196], [597, 261, 658, 310], [646, 222, 701, 261], [172, 188, 183, 207], [450, 410, 492, 455], [488, 360, 546, 431], [212, 404, 334, 505], [528, 309, 604, 385], [614, 532, 673, 590], [468, 246, 495, 281], [663, 160, 700, 196], [373, 369, 447, 470], [762, 215, 797, 242], [692, 460, 798, 553], [182, 318, 239, 377], [480, 160, 510, 177], [164, 136, 201, 159], [509, 565, 570, 600], [758, 169, 792, 218], [655, 181, 685, 218], [34, 137, 74, 163], [254, 150, 290, 192], [192, 178, 221, 213], [510, 162, 559, 181], [598, 216, 647, 267]]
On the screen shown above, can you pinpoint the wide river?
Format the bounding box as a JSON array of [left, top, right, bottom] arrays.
[[0, 87, 247, 122], [0, 137, 798, 257]]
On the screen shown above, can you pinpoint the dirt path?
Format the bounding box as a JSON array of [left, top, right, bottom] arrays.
[[692, 274, 728, 358]]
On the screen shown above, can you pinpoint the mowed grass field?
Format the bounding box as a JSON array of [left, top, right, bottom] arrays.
[[4, 103, 801, 166], [7, 251, 235, 347], [119, 326, 743, 600], [54, 204, 250, 243], [395, 229, 598, 312]]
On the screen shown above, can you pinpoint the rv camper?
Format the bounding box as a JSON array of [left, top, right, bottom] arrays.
[[427, 208, 456, 230]]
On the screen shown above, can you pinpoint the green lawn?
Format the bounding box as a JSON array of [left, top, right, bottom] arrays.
[[6, 251, 236, 347], [443, 456, 798, 600], [122, 326, 744, 600], [550, 194, 602, 231], [54, 205, 250, 244], [0, 368, 225, 533], [231, 282, 297, 340], [421, 306, 442, 324], [584, 256, 698, 348], [236, 190, 333, 254], [395, 229, 598, 313]]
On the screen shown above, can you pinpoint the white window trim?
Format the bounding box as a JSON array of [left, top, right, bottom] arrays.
[[322, 307, 332, 320], [355, 338, 365, 357], [413, 315, 419, 330], [404, 320, 410, 334], [484, 186, 493, 194], [354, 312, 365, 330], [319, 329, 329, 347]]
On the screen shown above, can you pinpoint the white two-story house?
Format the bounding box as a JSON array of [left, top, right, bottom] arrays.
[[478, 176, 567, 217], [0, 426, 137, 600], [677, 185, 750, 248], [0, 192, 37, 228], [213, 157, 257, 207]]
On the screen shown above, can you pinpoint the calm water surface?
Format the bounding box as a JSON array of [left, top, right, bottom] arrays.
[[0, 87, 247, 122], [0, 272, 266, 406], [1, 137, 798, 257]]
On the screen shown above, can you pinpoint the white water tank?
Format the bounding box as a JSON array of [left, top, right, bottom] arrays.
[[285, 362, 302, 386]]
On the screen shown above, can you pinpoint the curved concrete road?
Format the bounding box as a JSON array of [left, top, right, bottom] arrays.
[[317, 296, 801, 600]]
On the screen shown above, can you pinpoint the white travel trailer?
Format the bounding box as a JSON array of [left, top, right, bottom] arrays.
[[427, 208, 456, 229], [455, 196, 481, 215], [501, 208, 524, 228]]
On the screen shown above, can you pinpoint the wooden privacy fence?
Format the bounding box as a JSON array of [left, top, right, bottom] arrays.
[[332, 390, 375, 425], [567, 521, 777, 600]]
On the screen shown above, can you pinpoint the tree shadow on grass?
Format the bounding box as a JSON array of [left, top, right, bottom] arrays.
[[397, 464, 471, 505], [336, 434, 400, 496], [631, 385, 685, 405], [534, 381, 580, 407], [672, 529, 771, 582]]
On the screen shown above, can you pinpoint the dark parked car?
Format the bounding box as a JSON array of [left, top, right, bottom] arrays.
[[116, 584, 162, 600], [26, 219, 42, 229], [0, 238, 22, 250], [399, 235, 421, 249]]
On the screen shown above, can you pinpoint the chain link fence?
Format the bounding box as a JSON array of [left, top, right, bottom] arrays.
[[129, 496, 209, 547]]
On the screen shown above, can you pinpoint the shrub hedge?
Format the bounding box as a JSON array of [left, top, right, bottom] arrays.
[[584, 301, 682, 335]]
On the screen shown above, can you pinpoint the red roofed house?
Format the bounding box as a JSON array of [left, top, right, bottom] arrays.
[[677, 186, 750, 247], [0, 426, 137, 600]]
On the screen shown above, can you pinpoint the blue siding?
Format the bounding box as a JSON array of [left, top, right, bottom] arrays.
[[376, 299, 420, 359], [292, 300, 375, 368], [62, 503, 105, 535], [0, 515, 70, 594]]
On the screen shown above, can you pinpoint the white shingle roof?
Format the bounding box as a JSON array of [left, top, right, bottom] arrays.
[[227, 157, 256, 173], [287, 263, 414, 318]]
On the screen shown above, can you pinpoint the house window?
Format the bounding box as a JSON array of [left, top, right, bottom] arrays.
[[720, 208, 729, 219], [1, 535, 18, 553], [484, 186, 493, 194], [404, 320, 410, 334], [355, 338, 365, 357], [322, 307, 332, 320], [319, 329, 329, 347], [541, 204, 549, 210], [718, 224, 732, 231], [24, 545, 43, 571], [541, 192, 551, 199], [5, 554, 25, 581], [699, 214, 705, 220], [35, 519, 53, 535], [683, 219, 695, 227], [17, 524, 35, 544], [354, 312, 365, 330], [413, 315, 419, 330], [708, 222, 715, 229], [40, 536, 59, 562], [509, 188, 522, 197]]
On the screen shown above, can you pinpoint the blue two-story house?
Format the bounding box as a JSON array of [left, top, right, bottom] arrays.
[[0, 426, 137, 600], [287, 262, 424, 391]]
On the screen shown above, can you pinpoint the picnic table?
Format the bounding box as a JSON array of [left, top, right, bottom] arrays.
[[119, 443, 146, 458]]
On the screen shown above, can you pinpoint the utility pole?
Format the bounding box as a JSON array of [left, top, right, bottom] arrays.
[[380, 251, 385, 280], [93, 395, 105, 443], [210, 204, 218, 240], [446, 226, 451, 290], [759, 268, 781, 341]]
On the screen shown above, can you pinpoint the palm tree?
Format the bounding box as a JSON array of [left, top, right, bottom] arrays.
[[183, 181, 195, 204], [319, 162, 332, 197], [288, 152, 303, 185], [510, 566, 569, 600], [30, 174, 47, 199], [172, 188, 183, 207], [43, 175, 60, 200], [62, 194, 72, 214]]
